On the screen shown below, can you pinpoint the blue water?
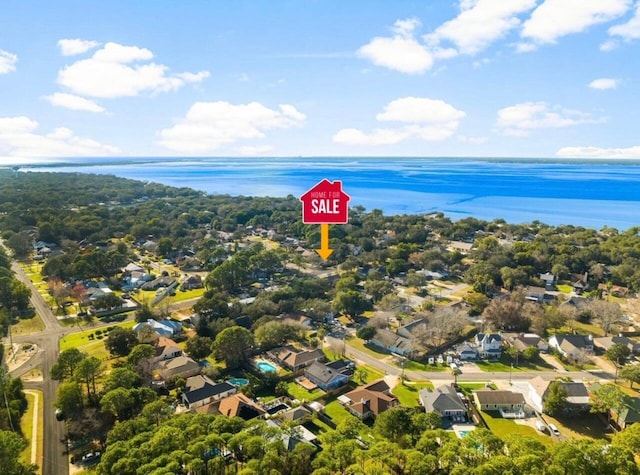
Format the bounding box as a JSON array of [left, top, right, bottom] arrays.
[[256, 361, 277, 373], [16, 157, 640, 230], [229, 377, 249, 386]]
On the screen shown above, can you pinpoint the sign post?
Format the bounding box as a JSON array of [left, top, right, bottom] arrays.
[[300, 179, 350, 260]]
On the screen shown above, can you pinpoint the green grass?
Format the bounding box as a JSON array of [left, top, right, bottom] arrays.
[[404, 360, 448, 372], [476, 359, 526, 373], [287, 382, 324, 402], [476, 354, 553, 373], [355, 364, 385, 384], [392, 381, 433, 407], [20, 390, 43, 473], [556, 284, 573, 294], [481, 411, 551, 445], [59, 320, 136, 351], [347, 337, 390, 358], [458, 383, 489, 394], [543, 413, 610, 441], [324, 400, 356, 426], [11, 314, 45, 335]]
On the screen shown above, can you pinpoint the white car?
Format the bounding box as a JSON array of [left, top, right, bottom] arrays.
[[548, 423, 561, 436]]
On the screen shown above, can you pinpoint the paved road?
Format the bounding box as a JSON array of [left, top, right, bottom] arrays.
[[7, 259, 69, 475], [332, 337, 615, 384]]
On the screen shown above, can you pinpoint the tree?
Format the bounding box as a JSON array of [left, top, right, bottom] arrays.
[[356, 325, 376, 341], [590, 384, 628, 423], [127, 344, 155, 367], [589, 300, 623, 336], [74, 356, 103, 402], [185, 335, 213, 360], [0, 429, 37, 475], [55, 381, 84, 418], [254, 321, 302, 350], [505, 345, 521, 366], [543, 381, 568, 416], [212, 326, 254, 369], [523, 346, 540, 361], [103, 367, 139, 393], [620, 365, 640, 389], [105, 327, 139, 357], [101, 387, 135, 420], [332, 290, 369, 320], [612, 423, 640, 455], [50, 348, 86, 381], [374, 407, 413, 443], [606, 343, 631, 381]]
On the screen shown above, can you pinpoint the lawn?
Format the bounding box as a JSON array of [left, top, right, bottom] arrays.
[[476, 354, 554, 373], [355, 364, 385, 384], [392, 381, 433, 407], [346, 337, 390, 358], [556, 284, 573, 294], [11, 314, 45, 335], [324, 399, 356, 427], [20, 390, 43, 473], [481, 411, 550, 445], [458, 383, 492, 394], [60, 320, 136, 352], [404, 360, 448, 372], [287, 382, 324, 402], [543, 413, 611, 441]]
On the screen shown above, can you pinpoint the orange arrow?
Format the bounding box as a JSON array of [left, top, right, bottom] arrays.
[[316, 223, 333, 260]]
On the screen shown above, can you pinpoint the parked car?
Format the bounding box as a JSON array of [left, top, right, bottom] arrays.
[[536, 420, 547, 432], [81, 452, 101, 463], [548, 423, 561, 436], [55, 408, 64, 421]]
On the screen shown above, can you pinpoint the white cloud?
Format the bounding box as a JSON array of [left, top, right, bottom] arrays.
[[426, 0, 537, 55], [357, 18, 434, 74], [57, 39, 100, 56], [236, 145, 274, 155], [0, 116, 119, 157], [600, 38, 620, 51], [376, 97, 466, 124], [57, 41, 209, 98], [556, 145, 640, 158], [588, 78, 619, 90], [0, 50, 17, 74], [333, 128, 410, 146], [44, 92, 105, 112], [237, 73, 250, 82], [334, 96, 465, 146], [157, 101, 306, 153], [609, 2, 640, 39], [521, 0, 631, 44], [497, 101, 604, 136], [459, 135, 489, 144]]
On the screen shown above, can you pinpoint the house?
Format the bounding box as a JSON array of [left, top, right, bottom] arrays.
[[447, 241, 473, 254], [419, 385, 467, 424], [339, 380, 399, 420], [473, 390, 526, 418], [157, 355, 201, 381], [153, 336, 183, 363], [181, 376, 236, 410], [476, 333, 503, 360], [133, 319, 182, 338], [123, 262, 144, 273], [304, 361, 351, 391], [539, 272, 556, 291], [265, 420, 318, 451], [397, 318, 428, 339], [548, 334, 594, 359], [326, 359, 355, 376], [269, 346, 326, 372], [593, 336, 640, 356], [597, 283, 630, 298], [528, 377, 590, 414], [280, 406, 312, 422], [216, 393, 265, 420], [525, 286, 548, 303], [561, 295, 591, 312], [141, 276, 177, 291], [370, 329, 415, 356], [181, 275, 203, 291], [571, 273, 589, 294], [456, 344, 479, 361], [589, 383, 640, 429], [506, 333, 549, 353]]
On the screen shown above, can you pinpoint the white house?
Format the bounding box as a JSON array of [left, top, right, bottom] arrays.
[[476, 333, 502, 359]]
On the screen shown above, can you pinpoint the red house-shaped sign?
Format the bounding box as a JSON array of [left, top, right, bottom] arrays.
[[300, 179, 350, 224]]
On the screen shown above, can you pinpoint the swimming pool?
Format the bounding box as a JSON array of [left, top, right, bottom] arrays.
[[229, 377, 249, 386], [256, 361, 277, 373]]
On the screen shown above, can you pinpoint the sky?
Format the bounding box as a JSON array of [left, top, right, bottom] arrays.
[[1, 0, 640, 161]]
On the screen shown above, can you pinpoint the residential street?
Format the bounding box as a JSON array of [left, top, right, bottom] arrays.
[[7, 259, 69, 475], [332, 336, 615, 384]]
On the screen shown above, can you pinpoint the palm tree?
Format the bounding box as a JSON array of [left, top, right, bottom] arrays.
[[451, 367, 461, 384]]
